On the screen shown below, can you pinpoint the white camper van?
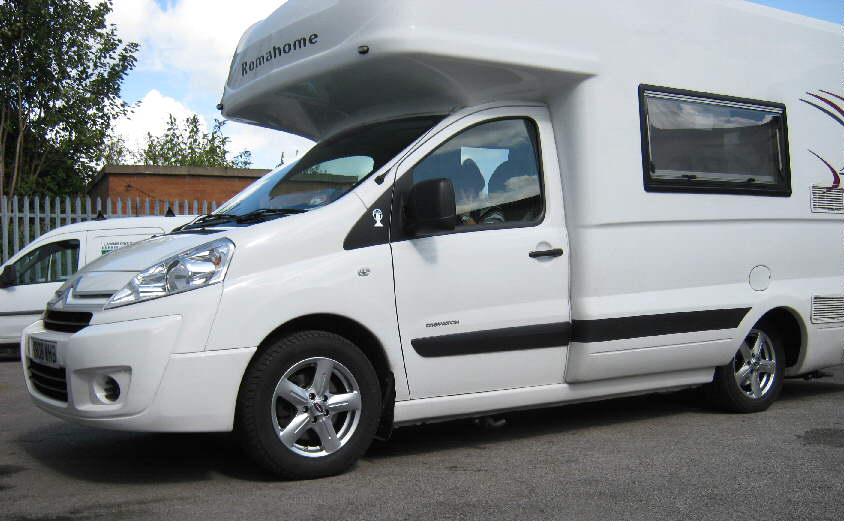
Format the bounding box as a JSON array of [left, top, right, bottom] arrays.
[[21, 0, 844, 478], [1, 216, 194, 351]]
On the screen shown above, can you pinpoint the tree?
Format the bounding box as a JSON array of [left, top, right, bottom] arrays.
[[0, 0, 138, 197], [135, 114, 253, 169]]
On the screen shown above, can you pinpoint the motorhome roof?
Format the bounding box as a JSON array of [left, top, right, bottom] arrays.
[[220, 0, 838, 141]]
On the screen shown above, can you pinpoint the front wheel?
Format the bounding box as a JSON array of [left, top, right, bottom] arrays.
[[236, 331, 382, 479], [706, 323, 785, 413]]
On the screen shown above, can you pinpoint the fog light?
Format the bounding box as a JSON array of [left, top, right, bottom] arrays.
[[84, 368, 129, 405], [103, 376, 120, 402]]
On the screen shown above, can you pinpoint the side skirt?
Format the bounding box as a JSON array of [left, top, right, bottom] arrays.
[[392, 368, 712, 426]]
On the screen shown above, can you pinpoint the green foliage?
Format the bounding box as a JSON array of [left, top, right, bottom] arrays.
[[134, 115, 253, 169], [100, 132, 131, 167], [0, 0, 138, 197]]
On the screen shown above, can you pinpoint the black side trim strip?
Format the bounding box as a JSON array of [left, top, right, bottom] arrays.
[[0, 310, 42, 317], [410, 308, 750, 358], [411, 322, 572, 358], [572, 308, 750, 343]]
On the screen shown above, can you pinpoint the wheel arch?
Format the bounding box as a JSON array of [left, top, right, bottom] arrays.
[[254, 313, 393, 388], [753, 306, 805, 370], [247, 313, 397, 436]]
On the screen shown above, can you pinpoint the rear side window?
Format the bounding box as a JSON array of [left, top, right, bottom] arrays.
[[640, 85, 790, 196]]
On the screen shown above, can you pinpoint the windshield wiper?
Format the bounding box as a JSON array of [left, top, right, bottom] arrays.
[[196, 213, 238, 223], [171, 209, 307, 233], [174, 213, 239, 232], [234, 208, 309, 224]]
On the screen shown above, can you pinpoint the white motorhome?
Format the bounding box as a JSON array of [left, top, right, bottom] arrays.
[[1, 216, 194, 351], [21, 0, 843, 479]]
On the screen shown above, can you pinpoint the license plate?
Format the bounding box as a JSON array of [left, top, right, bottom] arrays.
[[30, 338, 58, 368]]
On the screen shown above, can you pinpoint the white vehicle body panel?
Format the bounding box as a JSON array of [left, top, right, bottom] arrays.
[[18, 0, 843, 433]]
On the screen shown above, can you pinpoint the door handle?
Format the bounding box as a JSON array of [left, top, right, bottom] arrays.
[[529, 248, 564, 258]]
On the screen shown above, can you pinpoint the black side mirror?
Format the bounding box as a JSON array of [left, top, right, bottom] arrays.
[[0, 266, 17, 289], [405, 178, 457, 235]]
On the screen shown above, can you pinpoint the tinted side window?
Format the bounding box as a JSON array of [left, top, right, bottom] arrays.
[[12, 240, 80, 285], [640, 85, 790, 196], [411, 118, 543, 228]]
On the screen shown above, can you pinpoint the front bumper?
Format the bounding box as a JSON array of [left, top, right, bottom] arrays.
[[21, 318, 255, 432]]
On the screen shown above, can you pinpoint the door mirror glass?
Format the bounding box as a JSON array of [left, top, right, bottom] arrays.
[[405, 178, 457, 235], [0, 265, 17, 288]]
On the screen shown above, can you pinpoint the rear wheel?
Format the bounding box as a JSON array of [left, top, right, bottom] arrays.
[[707, 323, 785, 413], [236, 331, 381, 479]]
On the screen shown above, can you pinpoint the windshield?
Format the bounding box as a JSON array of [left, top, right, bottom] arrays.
[[215, 116, 443, 217]]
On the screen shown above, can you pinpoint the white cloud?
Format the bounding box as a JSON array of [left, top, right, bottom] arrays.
[[113, 89, 207, 151], [105, 0, 312, 168], [110, 0, 284, 92], [101, 1, 315, 168], [113, 89, 313, 168]]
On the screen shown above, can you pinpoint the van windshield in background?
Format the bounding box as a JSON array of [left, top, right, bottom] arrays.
[[216, 116, 443, 217]]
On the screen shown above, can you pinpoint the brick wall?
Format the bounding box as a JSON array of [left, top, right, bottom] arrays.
[[87, 165, 271, 205], [87, 175, 109, 202], [107, 174, 255, 203]]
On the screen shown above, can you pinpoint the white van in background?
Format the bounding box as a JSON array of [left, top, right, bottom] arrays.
[[0, 216, 194, 351], [20, 0, 844, 479]]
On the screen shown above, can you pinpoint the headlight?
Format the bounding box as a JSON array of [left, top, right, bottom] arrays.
[[105, 239, 235, 309]]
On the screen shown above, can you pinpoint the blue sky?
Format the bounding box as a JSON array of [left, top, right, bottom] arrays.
[[110, 0, 843, 170], [749, 0, 842, 22]]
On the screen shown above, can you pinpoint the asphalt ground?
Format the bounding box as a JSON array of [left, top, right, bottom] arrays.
[[0, 359, 842, 521]]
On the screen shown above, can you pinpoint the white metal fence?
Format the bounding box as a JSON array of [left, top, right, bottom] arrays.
[[1, 196, 219, 263]]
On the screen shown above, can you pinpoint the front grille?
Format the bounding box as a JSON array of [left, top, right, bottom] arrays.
[[810, 185, 844, 213], [27, 359, 68, 402], [811, 295, 844, 324], [44, 310, 93, 333]]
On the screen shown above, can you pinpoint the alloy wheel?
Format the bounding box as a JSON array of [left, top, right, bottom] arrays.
[[733, 328, 777, 400], [270, 357, 362, 458]]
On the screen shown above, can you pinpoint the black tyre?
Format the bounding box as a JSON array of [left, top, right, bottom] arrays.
[[236, 330, 381, 479], [706, 322, 785, 413]]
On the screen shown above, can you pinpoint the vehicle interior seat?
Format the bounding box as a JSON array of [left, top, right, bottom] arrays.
[[488, 146, 541, 221], [453, 158, 485, 203]]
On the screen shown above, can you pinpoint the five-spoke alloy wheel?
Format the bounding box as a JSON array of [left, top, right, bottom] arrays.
[[707, 322, 785, 413], [271, 357, 362, 458], [732, 329, 777, 400], [236, 331, 381, 479]]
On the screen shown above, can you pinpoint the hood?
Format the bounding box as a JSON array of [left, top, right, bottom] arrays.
[[82, 232, 225, 273], [52, 231, 229, 310]]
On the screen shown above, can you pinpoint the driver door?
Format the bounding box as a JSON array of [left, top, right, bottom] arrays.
[[389, 106, 571, 399]]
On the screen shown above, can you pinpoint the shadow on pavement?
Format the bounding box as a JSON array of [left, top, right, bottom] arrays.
[[369, 371, 843, 460], [16, 427, 278, 484], [0, 343, 21, 362], [16, 371, 842, 483]]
